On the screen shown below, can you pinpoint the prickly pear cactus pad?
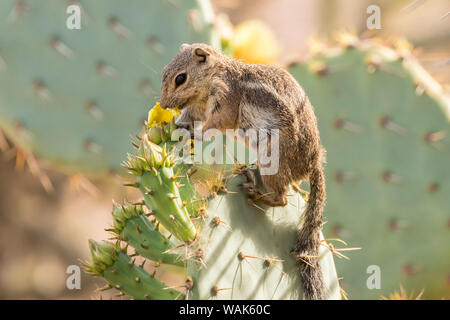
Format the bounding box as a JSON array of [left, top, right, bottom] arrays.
[[85, 108, 342, 299], [86, 240, 184, 300], [288, 36, 450, 299], [186, 172, 340, 300], [0, 0, 216, 175]]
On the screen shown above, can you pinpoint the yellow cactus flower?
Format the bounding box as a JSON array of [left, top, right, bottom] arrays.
[[230, 20, 280, 65], [147, 102, 180, 128]]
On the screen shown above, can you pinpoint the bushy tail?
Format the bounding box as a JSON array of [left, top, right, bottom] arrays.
[[292, 164, 326, 300]]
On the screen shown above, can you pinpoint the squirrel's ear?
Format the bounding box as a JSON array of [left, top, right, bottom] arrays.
[[180, 43, 190, 51], [194, 47, 210, 63]]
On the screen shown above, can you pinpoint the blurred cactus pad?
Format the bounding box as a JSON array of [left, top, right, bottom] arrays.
[[0, 0, 216, 175], [288, 36, 450, 299], [85, 108, 341, 299]]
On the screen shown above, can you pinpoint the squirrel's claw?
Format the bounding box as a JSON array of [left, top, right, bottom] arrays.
[[239, 169, 267, 209]]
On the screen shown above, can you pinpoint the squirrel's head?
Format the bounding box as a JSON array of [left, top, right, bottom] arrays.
[[160, 43, 222, 111]]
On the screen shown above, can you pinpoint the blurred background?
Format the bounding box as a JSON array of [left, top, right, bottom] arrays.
[[0, 0, 448, 299]]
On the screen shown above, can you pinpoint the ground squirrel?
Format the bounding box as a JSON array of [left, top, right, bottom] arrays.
[[160, 43, 327, 300]]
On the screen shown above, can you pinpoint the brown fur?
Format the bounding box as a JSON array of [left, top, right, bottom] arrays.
[[160, 43, 327, 300]]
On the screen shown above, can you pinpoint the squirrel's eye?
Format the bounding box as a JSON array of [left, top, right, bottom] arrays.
[[175, 73, 187, 87]]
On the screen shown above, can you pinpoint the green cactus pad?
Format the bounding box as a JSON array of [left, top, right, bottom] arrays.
[[186, 170, 341, 300], [0, 0, 216, 175], [288, 38, 450, 299], [110, 203, 183, 267], [138, 169, 198, 243], [86, 240, 183, 300], [125, 137, 197, 242]]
